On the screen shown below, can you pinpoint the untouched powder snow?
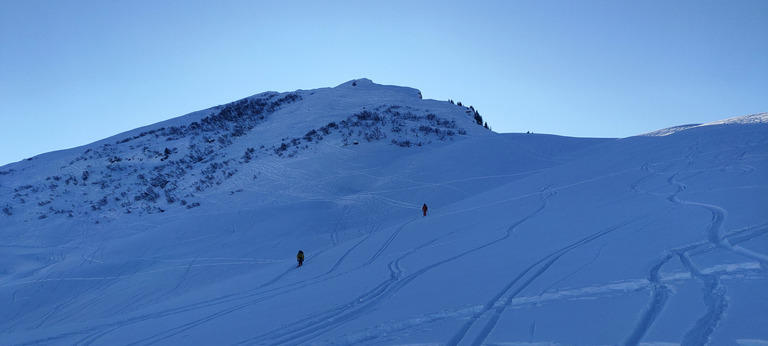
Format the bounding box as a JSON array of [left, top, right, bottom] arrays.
[[0, 80, 766, 345]]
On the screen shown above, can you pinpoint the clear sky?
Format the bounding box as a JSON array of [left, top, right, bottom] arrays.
[[1, 1, 766, 167]]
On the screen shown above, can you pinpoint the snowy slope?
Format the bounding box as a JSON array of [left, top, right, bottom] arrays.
[[1, 80, 766, 345]]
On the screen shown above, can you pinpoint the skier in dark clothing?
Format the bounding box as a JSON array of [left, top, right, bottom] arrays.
[[297, 250, 304, 267], [422, 203, 428, 217]]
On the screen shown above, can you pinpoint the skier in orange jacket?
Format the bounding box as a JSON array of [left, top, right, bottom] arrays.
[[422, 203, 428, 217]]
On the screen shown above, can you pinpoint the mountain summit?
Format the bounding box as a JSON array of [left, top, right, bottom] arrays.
[[0, 79, 487, 222], [1, 81, 766, 345]]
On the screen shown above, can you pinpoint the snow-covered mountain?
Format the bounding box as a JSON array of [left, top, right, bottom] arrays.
[[1, 79, 766, 345]]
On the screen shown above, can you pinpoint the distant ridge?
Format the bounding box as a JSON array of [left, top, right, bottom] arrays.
[[640, 112, 768, 137]]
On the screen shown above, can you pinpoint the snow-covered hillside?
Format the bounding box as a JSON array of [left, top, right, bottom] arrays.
[[1, 80, 766, 345]]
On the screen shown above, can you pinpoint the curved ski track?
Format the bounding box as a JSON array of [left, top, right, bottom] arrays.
[[449, 216, 643, 346], [623, 152, 768, 345], [238, 189, 555, 345]]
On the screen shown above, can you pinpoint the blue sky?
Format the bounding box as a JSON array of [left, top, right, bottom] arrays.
[[1, 1, 766, 166]]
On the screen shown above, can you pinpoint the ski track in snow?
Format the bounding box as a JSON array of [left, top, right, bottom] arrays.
[[321, 261, 763, 345], [450, 213, 644, 345], [324, 225, 768, 345], [237, 233, 441, 344], [624, 252, 675, 346], [363, 216, 418, 266], [624, 150, 768, 345], [679, 252, 728, 346], [239, 189, 555, 345]]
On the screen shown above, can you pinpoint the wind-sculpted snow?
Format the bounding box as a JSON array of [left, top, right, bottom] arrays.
[[0, 80, 766, 345]]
